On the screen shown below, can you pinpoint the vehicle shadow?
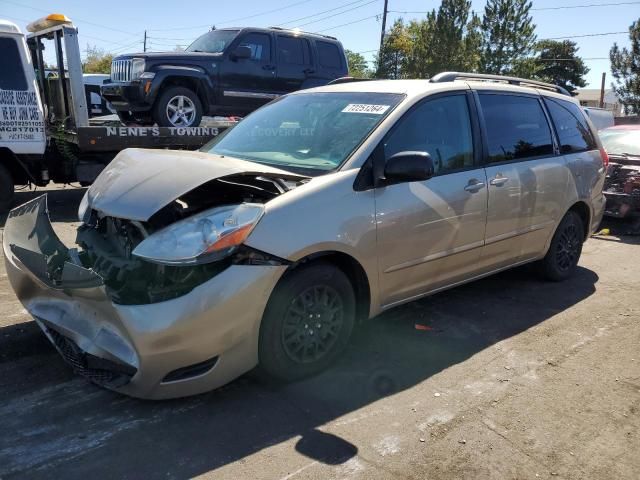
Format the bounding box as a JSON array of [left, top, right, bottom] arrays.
[[0, 186, 86, 228], [0, 264, 599, 479]]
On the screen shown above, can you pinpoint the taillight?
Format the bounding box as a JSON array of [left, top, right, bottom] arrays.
[[599, 146, 609, 168]]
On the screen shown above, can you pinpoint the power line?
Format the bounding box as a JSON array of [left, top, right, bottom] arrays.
[[296, 0, 379, 28], [148, 0, 316, 32], [389, 0, 640, 15], [0, 0, 142, 36], [531, 1, 640, 11], [277, 0, 372, 26], [316, 14, 380, 33], [545, 31, 627, 39]]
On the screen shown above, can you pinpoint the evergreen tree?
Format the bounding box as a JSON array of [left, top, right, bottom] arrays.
[[610, 19, 640, 114], [480, 0, 536, 74], [533, 40, 589, 95]]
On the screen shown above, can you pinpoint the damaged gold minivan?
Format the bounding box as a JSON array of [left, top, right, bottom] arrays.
[[4, 73, 607, 399]]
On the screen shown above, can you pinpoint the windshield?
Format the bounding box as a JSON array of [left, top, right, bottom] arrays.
[[186, 30, 238, 53], [202, 92, 404, 173], [599, 128, 640, 156]]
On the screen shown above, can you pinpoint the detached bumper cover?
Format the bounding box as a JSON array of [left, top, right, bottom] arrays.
[[101, 82, 152, 112], [3, 195, 286, 399]]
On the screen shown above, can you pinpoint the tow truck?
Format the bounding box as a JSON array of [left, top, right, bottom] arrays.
[[0, 14, 232, 211]]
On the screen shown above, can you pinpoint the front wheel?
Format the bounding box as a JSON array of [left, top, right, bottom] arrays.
[[153, 86, 203, 127], [259, 263, 356, 381], [539, 211, 584, 281]]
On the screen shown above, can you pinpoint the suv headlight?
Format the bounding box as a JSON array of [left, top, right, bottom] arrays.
[[132, 203, 264, 265], [131, 58, 146, 80]]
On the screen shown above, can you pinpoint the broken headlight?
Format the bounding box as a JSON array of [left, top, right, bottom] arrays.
[[132, 203, 264, 265]]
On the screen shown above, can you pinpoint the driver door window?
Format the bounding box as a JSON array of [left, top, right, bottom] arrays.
[[384, 94, 474, 175]]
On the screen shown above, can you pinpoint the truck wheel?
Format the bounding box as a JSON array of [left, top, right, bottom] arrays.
[[259, 263, 356, 381], [0, 164, 14, 212], [153, 86, 203, 127]]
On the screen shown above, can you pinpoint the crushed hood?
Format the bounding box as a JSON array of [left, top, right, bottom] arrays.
[[86, 148, 305, 221]]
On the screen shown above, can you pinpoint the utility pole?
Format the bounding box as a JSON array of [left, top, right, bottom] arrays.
[[143, 30, 147, 52], [378, 0, 389, 71], [599, 72, 606, 108]]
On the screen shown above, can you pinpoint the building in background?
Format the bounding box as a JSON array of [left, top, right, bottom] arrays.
[[576, 89, 623, 115]]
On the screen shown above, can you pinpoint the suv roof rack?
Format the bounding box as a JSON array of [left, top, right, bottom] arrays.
[[327, 76, 373, 85], [268, 26, 337, 40], [430, 71, 571, 96]]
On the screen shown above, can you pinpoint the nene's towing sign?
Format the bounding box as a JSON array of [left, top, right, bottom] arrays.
[[76, 125, 226, 152], [104, 126, 220, 137], [0, 89, 45, 142]]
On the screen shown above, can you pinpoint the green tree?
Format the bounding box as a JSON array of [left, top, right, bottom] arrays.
[[83, 45, 113, 74], [345, 49, 371, 78], [375, 19, 413, 79], [403, 0, 480, 78], [480, 0, 537, 74], [533, 40, 589, 95], [610, 19, 640, 114]]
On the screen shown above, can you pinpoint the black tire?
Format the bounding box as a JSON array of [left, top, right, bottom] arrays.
[[116, 111, 152, 126], [152, 86, 203, 127], [0, 163, 14, 212], [259, 263, 356, 381], [540, 211, 584, 281]]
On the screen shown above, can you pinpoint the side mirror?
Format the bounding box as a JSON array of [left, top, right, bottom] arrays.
[[232, 45, 252, 60], [383, 151, 434, 184]]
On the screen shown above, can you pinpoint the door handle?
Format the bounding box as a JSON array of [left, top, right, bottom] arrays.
[[464, 179, 485, 192], [262, 65, 276, 71], [489, 176, 509, 186], [303, 68, 315, 75]]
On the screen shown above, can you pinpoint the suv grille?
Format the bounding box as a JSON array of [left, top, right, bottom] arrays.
[[111, 59, 132, 82]]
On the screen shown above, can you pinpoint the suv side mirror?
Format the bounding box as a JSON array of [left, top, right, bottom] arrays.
[[232, 45, 252, 60], [383, 151, 434, 184]]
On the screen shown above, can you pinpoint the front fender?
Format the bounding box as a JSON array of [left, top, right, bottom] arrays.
[[148, 66, 215, 106]]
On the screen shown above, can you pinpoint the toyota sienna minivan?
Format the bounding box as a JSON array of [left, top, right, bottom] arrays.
[[4, 72, 607, 399]]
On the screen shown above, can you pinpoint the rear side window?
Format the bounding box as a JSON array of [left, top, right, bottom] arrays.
[[545, 97, 597, 153], [0, 38, 27, 90], [277, 36, 310, 65], [317, 41, 342, 69], [238, 33, 271, 62], [479, 94, 554, 164]]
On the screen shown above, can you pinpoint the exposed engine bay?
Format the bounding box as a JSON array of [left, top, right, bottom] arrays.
[[604, 157, 640, 218], [76, 173, 301, 304]]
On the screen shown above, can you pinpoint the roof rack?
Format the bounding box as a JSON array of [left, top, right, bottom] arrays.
[[268, 26, 337, 41], [327, 76, 373, 85], [430, 71, 571, 96]]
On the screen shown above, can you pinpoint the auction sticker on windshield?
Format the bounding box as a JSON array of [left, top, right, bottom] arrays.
[[342, 104, 390, 114]]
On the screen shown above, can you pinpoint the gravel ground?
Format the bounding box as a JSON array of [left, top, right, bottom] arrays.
[[0, 185, 638, 480]]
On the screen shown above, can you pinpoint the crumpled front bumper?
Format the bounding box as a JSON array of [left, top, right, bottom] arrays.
[[3, 195, 286, 399]]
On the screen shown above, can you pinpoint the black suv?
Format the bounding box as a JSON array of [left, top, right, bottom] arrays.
[[101, 27, 348, 127]]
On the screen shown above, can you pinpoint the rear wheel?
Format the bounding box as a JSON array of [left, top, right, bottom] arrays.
[[540, 210, 584, 281], [153, 86, 203, 127], [0, 163, 14, 212], [259, 263, 356, 381]]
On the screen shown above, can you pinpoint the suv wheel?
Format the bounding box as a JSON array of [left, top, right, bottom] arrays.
[[540, 210, 584, 281], [259, 263, 356, 381], [153, 86, 203, 127]]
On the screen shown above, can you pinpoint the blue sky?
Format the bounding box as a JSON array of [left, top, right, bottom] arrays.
[[1, 0, 637, 87]]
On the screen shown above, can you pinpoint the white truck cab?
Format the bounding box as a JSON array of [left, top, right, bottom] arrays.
[[0, 19, 46, 209]]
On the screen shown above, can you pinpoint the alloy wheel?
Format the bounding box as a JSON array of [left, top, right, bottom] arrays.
[[166, 95, 196, 127], [555, 222, 581, 271]]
